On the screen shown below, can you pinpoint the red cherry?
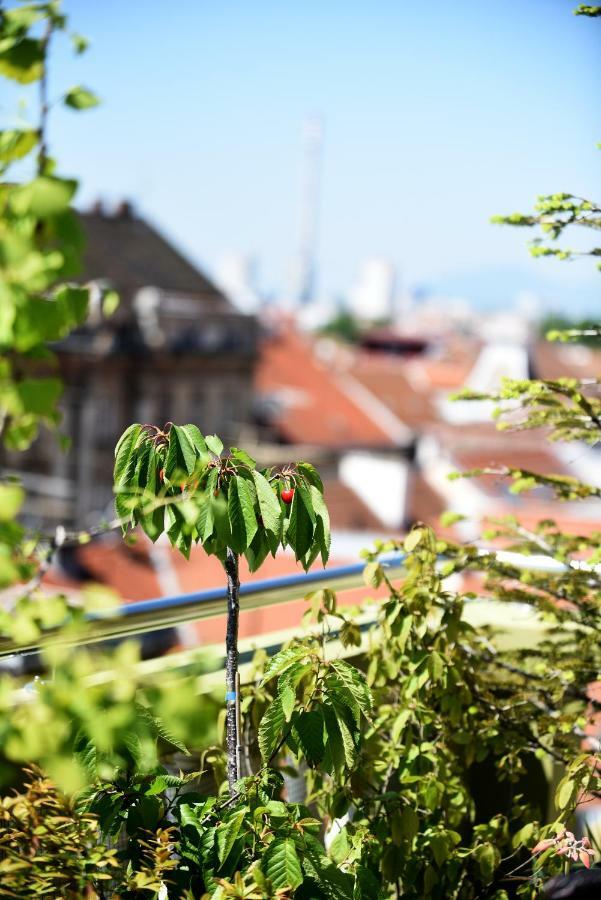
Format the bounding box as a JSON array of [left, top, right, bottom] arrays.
[[281, 488, 295, 505]]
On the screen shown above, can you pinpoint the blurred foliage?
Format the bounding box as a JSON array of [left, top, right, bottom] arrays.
[[318, 312, 362, 344], [540, 315, 601, 345], [0, 767, 119, 897]]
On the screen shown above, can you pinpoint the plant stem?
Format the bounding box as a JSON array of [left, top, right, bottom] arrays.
[[224, 547, 240, 795], [38, 20, 53, 174]]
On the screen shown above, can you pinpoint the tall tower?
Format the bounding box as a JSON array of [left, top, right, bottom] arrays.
[[290, 116, 323, 307]]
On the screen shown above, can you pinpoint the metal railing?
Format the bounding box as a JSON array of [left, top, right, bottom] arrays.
[[0, 547, 578, 661]]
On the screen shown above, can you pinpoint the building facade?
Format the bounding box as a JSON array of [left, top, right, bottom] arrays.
[[7, 202, 258, 527]]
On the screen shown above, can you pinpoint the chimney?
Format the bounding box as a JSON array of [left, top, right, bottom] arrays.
[[90, 198, 105, 216], [115, 200, 133, 219]]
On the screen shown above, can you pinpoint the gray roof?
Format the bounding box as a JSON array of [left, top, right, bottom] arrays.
[[78, 204, 229, 314]]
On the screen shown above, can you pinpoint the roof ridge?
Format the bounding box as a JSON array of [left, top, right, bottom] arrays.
[[333, 371, 413, 446]]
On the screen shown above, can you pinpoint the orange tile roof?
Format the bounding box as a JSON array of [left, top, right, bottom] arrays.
[[256, 325, 396, 448], [348, 354, 435, 428]]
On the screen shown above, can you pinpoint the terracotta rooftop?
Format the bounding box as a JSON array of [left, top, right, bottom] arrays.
[[346, 353, 436, 428], [255, 324, 401, 449], [532, 341, 601, 381]]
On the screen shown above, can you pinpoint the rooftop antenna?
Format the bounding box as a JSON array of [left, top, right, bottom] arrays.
[[290, 115, 323, 306]]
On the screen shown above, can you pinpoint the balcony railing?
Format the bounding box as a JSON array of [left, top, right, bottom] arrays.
[[0, 548, 575, 662]]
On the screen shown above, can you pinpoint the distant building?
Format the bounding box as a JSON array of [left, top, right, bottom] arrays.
[[215, 253, 262, 314], [6, 201, 258, 527], [348, 258, 397, 321]]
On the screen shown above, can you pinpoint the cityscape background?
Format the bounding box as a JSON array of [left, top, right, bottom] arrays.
[[1, 0, 600, 653]]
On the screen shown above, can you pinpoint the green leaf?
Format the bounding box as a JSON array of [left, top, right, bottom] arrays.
[[11, 176, 77, 217], [246, 530, 270, 573], [180, 423, 206, 455], [294, 708, 325, 766], [0, 484, 24, 520], [114, 424, 143, 487], [227, 476, 257, 553], [310, 485, 331, 566], [555, 776, 576, 810], [230, 447, 256, 467], [55, 285, 89, 328], [253, 470, 282, 535], [64, 86, 100, 109], [429, 833, 448, 868], [286, 489, 313, 561], [166, 424, 198, 476], [102, 289, 120, 317], [16, 378, 62, 417], [0, 129, 37, 163], [261, 646, 310, 685], [473, 842, 498, 883], [135, 704, 189, 754], [363, 561, 383, 588], [264, 838, 303, 891], [206, 434, 224, 456], [296, 479, 316, 524], [258, 695, 285, 762], [336, 714, 357, 769], [323, 704, 345, 777], [278, 675, 296, 722], [427, 651, 445, 684], [297, 461, 324, 493], [70, 33, 90, 55], [216, 810, 246, 866], [404, 528, 424, 552], [329, 660, 373, 716], [0, 37, 44, 84]]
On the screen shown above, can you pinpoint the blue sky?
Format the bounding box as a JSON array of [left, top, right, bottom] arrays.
[[17, 1, 601, 311]]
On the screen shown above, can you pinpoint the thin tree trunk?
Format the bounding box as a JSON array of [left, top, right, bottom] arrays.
[[224, 547, 240, 794]]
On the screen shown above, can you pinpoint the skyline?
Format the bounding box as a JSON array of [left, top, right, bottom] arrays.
[[7, 0, 601, 312]]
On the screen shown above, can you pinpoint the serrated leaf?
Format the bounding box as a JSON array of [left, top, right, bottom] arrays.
[[337, 715, 357, 769], [114, 424, 142, 484], [258, 695, 285, 762], [180, 423, 207, 455], [231, 447, 256, 467], [292, 707, 325, 765], [278, 676, 296, 722], [216, 810, 246, 866], [310, 485, 330, 566], [286, 489, 313, 560], [206, 434, 224, 456], [228, 476, 257, 553], [329, 660, 373, 716], [173, 424, 198, 475], [253, 470, 282, 535], [261, 646, 310, 685], [323, 704, 345, 777], [296, 479, 316, 524], [198, 474, 217, 543], [264, 838, 303, 891], [135, 704, 189, 755], [297, 461, 324, 493]]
